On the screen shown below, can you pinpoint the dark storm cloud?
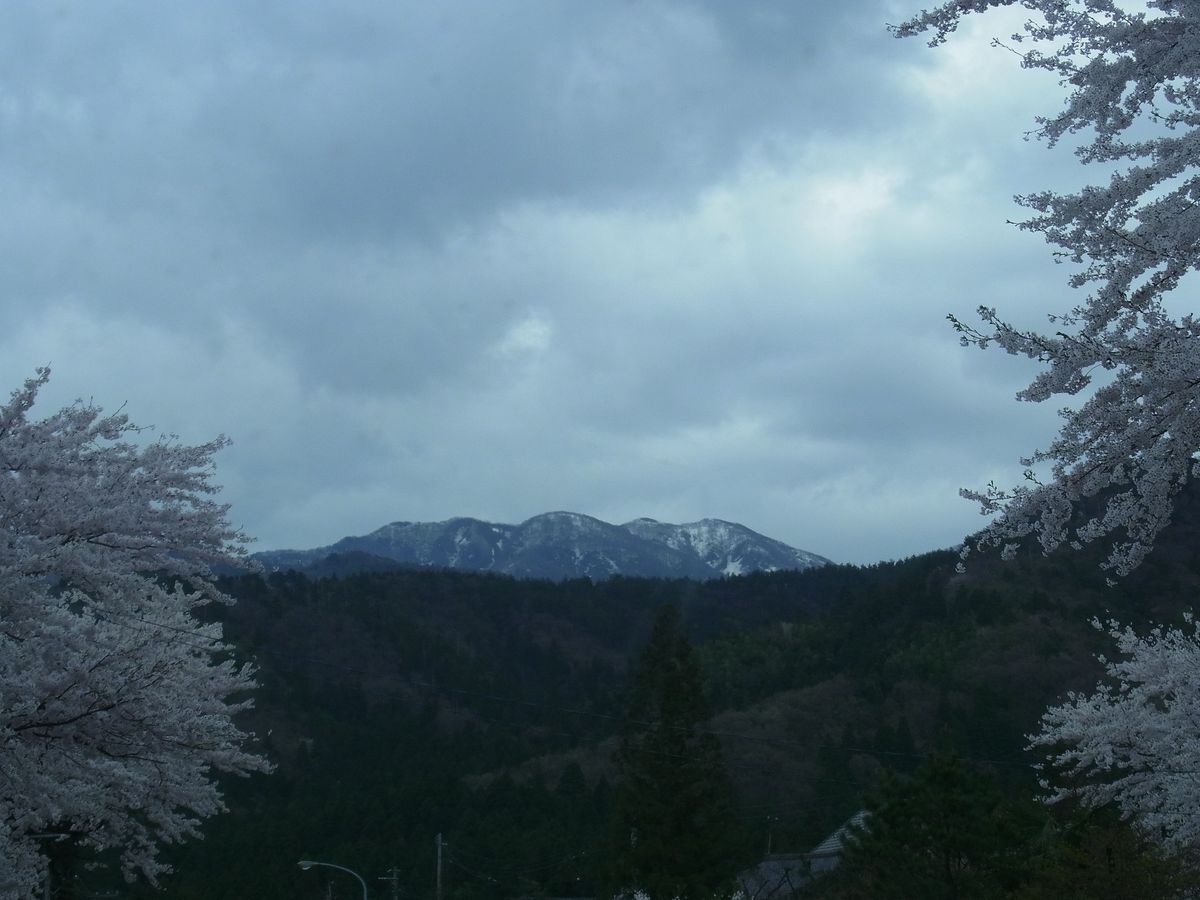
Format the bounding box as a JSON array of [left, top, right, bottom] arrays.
[[232, 1, 910, 241], [0, 0, 1086, 563], [0, 0, 908, 243]]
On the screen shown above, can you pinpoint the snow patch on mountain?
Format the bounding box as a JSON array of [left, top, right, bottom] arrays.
[[255, 512, 831, 581]]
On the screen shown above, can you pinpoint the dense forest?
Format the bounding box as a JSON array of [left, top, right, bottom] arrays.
[[49, 495, 1200, 899]]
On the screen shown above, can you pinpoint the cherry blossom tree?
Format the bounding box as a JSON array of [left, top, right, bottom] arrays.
[[1028, 616, 1200, 848], [0, 369, 268, 897], [894, 0, 1200, 576], [895, 0, 1200, 849]]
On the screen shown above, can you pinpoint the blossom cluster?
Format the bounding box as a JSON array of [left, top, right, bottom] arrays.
[[0, 370, 268, 896], [897, 1, 1200, 575]]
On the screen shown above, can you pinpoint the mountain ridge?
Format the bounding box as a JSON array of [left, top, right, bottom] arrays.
[[253, 512, 830, 580]]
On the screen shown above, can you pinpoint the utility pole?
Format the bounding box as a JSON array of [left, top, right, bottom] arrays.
[[378, 866, 402, 900], [435, 833, 444, 900]]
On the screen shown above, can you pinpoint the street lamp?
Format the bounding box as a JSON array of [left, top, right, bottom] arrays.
[[298, 859, 369, 900]]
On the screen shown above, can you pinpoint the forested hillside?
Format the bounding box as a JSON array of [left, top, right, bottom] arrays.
[[58, 500, 1200, 900]]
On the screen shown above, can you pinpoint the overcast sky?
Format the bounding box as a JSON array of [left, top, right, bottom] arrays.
[[0, 1, 1091, 564]]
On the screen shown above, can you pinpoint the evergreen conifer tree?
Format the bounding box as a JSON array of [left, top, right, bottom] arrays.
[[604, 604, 744, 899], [834, 753, 1039, 900]]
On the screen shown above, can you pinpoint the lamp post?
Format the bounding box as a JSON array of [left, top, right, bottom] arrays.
[[298, 859, 369, 900]]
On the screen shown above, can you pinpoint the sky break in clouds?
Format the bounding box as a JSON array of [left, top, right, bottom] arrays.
[[0, 1, 1085, 564]]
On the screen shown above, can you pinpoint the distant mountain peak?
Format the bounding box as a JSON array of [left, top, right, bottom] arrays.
[[255, 513, 831, 581]]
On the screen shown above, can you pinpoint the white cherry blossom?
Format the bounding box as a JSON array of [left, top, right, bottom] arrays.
[[0, 369, 268, 896], [899, 1, 1200, 846], [1029, 615, 1200, 846], [896, 1, 1200, 575]]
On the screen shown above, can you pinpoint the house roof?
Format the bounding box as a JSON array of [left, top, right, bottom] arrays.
[[737, 854, 810, 899], [736, 810, 869, 897], [808, 809, 869, 858]]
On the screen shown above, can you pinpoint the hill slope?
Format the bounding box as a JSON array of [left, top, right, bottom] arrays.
[[120, 492, 1200, 899]]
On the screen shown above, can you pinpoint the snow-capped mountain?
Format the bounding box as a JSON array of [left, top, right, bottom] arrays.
[[620, 517, 830, 576], [254, 512, 830, 581]]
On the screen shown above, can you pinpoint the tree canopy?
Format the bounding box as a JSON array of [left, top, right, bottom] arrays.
[[834, 754, 1038, 900], [1029, 615, 1200, 847], [896, 0, 1200, 576], [605, 604, 745, 900], [0, 369, 267, 896], [897, 0, 1200, 852]]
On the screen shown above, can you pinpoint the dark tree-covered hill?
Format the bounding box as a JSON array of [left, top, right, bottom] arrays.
[[80, 499, 1200, 900]]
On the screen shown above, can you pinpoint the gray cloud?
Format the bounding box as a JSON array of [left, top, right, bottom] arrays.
[[0, 0, 1094, 563]]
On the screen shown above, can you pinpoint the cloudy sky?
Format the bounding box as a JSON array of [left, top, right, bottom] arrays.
[[0, 1, 1089, 564]]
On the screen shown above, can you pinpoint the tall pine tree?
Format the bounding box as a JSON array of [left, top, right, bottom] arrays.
[[604, 604, 744, 899]]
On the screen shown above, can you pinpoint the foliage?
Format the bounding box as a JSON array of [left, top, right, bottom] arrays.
[[1016, 805, 1200, 900], [605, 605, 746, 900], [97, 529, 1200, 899], [895, 1, 1200, 576], [830, 754, 1041, 900], [0, 369, 267, 896], [126, 567, 634, 900], [1028, 614, 1200, 847], [895, 0, 1200, 859]]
